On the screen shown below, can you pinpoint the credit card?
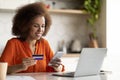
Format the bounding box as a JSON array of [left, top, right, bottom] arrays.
[[32, 54, 44, 60]]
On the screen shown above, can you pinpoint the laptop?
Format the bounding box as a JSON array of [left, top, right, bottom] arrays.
[[52, 48, 107, 77]]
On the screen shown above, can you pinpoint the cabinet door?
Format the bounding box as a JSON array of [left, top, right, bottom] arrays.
[[0, 0, 31, 9], [62, 57, 79, 72], [45, 0, 84, 10]]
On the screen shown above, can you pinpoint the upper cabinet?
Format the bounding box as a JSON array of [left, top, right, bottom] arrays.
[[0, 0, 87, 14], [44, 0, 86, 14]]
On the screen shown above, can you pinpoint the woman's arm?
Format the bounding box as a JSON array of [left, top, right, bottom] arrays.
[[7, 64, 26, 74], [7, 58, 36, 74]]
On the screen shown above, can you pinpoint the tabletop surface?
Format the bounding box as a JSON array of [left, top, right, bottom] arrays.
[[6, 72, 112, 80]]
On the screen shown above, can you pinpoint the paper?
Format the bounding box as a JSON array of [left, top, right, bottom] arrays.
[[6, 76, 35, 80]]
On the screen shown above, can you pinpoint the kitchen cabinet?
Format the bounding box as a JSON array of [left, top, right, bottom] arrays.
[[45, 0, 86, 14], [63, 53, 80, 57], [62, 54, 80, 71], [0, 0, 87, 14]]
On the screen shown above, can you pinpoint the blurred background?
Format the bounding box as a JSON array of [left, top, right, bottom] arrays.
[[0, 0, 106, 71], [0, 0, 106, 54]]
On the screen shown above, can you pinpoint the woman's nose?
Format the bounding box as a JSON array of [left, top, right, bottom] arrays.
[[38, 27, 41, 30], [38, 27, 43, 32]]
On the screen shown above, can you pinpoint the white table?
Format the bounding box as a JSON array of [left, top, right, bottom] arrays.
[[6, 72, 111, 80]]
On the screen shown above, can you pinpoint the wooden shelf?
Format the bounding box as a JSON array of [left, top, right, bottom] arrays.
[[63, 53, 80, 57], [48, 9, 87, 14], [0, 8, 15, 12], [0, 8, 87, 14]]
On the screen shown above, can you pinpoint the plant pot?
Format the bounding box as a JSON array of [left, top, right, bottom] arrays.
[[89, 39, 98, 48]]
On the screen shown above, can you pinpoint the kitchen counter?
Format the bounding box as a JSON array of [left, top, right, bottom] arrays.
[[7, 72, 111, 80]]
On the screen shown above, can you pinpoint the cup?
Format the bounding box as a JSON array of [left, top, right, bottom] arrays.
[[0, 62, 7, 80]]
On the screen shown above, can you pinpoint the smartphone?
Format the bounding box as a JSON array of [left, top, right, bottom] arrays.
[[48, 51, 65, 66], [32, 54, 44, 60]]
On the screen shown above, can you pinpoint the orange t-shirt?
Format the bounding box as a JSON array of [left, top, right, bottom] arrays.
[[0, 38, 64, 72]]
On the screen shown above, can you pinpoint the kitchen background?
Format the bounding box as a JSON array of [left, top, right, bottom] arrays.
[[0, 0, 108, 72], [1, 0, 120, 76], [0, 0, 106, 54], [0, 0, 120, 78]]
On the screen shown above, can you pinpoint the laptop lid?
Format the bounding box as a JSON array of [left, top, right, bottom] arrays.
[[74, 48, 107, 77]]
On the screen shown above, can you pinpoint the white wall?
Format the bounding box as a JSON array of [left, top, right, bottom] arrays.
[[0, 0, 31, 9], [0, 12, 15, 53], [102, 0, 120, 78]]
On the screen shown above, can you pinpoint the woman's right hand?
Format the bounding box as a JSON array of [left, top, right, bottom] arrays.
[[22, 58, 36, 70]]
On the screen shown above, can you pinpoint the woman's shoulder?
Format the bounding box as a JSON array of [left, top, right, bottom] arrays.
[[40, 37, 48, 42], [8, 38, 22, 43], [39, 37, 49, 44]]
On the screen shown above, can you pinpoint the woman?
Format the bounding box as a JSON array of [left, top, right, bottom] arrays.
[[0, 2, 64, 74]]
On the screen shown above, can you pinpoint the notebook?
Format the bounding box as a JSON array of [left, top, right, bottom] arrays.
[[52, 48, 107, 77]]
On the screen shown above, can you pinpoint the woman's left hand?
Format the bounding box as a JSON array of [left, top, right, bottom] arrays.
[[49, 58, 63, 72]]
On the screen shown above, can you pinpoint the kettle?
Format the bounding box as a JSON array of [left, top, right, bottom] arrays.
[[71, 39, 81, 52]]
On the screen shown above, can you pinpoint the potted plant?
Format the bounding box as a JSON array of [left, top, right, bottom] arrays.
[[84, 0, 101, 48]]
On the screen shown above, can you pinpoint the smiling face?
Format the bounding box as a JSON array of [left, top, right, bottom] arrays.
[[26, 16, 45, 41]]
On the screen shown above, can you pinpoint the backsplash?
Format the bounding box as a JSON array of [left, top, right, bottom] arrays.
[[46, 13, 89, 52]]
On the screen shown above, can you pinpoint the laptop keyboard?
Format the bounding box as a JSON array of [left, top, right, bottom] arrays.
[[64, 72, 75, 75]]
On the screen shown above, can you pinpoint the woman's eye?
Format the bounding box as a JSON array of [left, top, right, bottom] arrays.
[[41, 25, 45, 28], [32, 23, 45, 28], [33, 24, 39, 27]]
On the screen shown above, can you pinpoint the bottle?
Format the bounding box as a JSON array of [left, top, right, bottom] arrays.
[[62, 40, 67, 54]]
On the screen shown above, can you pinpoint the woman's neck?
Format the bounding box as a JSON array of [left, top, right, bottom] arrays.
[[26, 39, 37, 54], [26, 39, 36, 46]]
